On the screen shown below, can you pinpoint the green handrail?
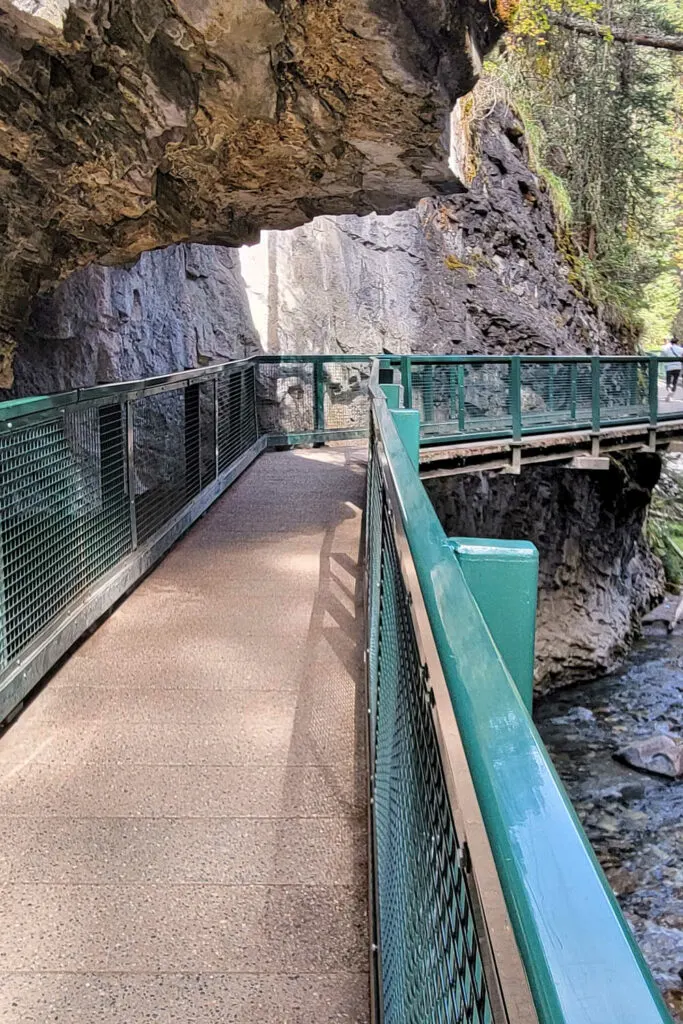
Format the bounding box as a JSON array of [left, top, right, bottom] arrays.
[[368, 360, 672, 1024]]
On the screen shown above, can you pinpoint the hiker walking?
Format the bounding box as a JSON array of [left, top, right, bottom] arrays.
[[662, 336, 683, 400]]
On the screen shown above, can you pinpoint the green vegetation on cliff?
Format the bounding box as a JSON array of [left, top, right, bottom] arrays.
[[647, 460, 683, 586], [487, 0, 683, 345]]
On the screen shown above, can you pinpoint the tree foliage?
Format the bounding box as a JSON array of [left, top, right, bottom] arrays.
[[488, 0, 683, 344]]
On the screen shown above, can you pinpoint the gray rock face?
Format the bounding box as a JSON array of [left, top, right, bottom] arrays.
[[8, 243, 259, 395], [0, 0, 505, 384], [425, 454, 665, 692], [259, 103, 631, 357]]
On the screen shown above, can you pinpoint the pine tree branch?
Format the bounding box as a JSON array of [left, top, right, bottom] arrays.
[[549, 13, 683, 52]]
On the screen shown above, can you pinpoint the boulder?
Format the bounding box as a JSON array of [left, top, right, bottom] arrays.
[[616, 734, 683, 780]]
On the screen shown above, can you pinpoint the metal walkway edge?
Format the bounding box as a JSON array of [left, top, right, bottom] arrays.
[[0, 449, 369, 1023]]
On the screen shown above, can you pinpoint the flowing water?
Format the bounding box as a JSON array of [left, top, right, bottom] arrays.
[[535, 623, 683, 1019]]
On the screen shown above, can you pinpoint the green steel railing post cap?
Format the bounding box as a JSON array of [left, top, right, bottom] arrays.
[[448, 538, 539, 562]]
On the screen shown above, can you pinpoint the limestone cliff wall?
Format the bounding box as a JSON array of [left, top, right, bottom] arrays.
[[426, 456, 665, 692]]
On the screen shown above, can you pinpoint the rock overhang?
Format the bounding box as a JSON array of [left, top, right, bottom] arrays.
[[0, 0, 505, 384]]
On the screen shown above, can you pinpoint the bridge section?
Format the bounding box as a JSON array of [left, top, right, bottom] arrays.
[[0, 448, 369, 1023], [0, 352, 678, 1024]]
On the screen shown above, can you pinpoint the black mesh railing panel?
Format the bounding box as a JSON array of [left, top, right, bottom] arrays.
[[323, 360, 371, 431], [520, 360, 593, 430], [368, 432, 494, 1024], [133, 389, 190, 545], [0, 405, 131, 669], [600, 359, 650, 422], [256, 359, 370, 438], [0, 364, 262, 685], [412, 362, 513, 439], [217, 363, 258, 473]]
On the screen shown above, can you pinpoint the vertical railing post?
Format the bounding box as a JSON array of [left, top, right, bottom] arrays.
[[314, 359, 325, 434], [591, 356, 601, 456], [648, 354, 659, 451], [400, 355, 413, 410], [239, 367, 249, 452], [449, 538, 538, 712], [423, 364, 435, 424], [510, 356, 522, 441], [448, 365, 457, 422], [124, 399, 137, 552], [570, 362, 578, 422], [185, 382, 201, 498], [649, 355, 659, 426], [390, 409, 421, 471], [251, 361, 259, 441], [457, 364, 466, 432], [213, 375, 220, 478]]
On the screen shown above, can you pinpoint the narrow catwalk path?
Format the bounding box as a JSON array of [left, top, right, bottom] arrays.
[[0, 448, 369, 1023]]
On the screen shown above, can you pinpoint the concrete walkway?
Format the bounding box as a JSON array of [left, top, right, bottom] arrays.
[[0, 449, 369, 1023]]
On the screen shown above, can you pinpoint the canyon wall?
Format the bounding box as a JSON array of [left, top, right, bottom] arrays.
[[256, 103, 631, 358], [426, 455, 665, 692], [3, 95, 660, 690], [8, 243, 259, 394]]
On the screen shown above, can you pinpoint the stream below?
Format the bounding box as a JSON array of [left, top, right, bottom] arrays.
[[535, 621, 683, 1019]]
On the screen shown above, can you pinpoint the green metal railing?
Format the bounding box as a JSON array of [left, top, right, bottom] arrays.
[[256, 353, 679, 449], [257, 354, 372, 445], [365, 360, 672, 1023], [0, 353, 378, 720], [0, 359, 262, 720], [367, 414, 508, 1024], [400, 353, 675, 443]]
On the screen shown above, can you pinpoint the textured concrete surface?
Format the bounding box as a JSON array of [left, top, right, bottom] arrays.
[[0, 448, 369, 1022]]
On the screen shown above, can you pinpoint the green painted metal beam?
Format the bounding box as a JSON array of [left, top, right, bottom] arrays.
[[381, 383, 403, 409], [649, 354, 659, 426], [389, 408, 420, 470], [400, 355, 413, 410], [448, 537, 538, 712], [314, 360, 325, 432], [591, 355, 601, 434], [510, 356, 522, 441]]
